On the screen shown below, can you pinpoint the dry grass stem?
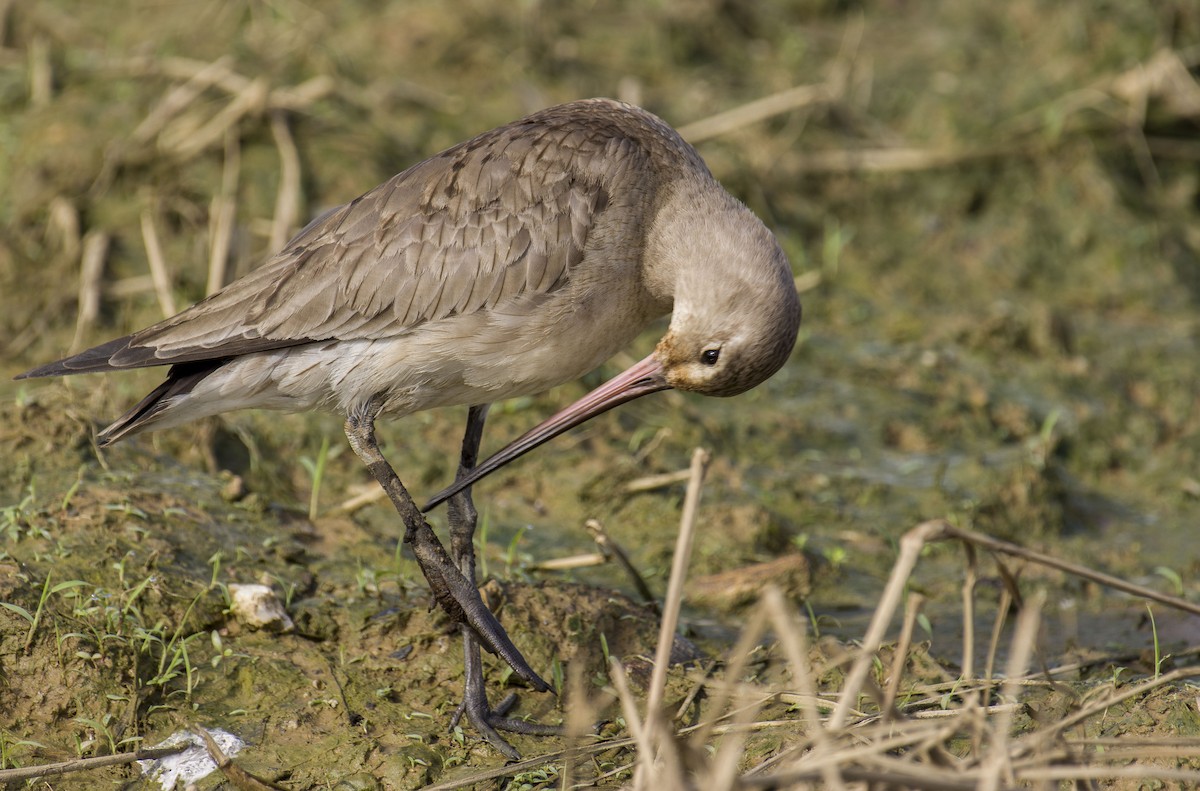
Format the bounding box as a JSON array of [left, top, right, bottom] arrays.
[[645, 447, 710, 716], [139, 207, 176, 318], [882, 591, 924, 719], [133, 56, 234, 145], [69, 230, 109, 354], [27, 34, 51, 106], [206, 128, 240, 296], [326, 483, 387, 515], [978, 591, 1044, 791], [793, 145, 1017, 174], [983, 585, 1014, 687], [531, 552, 607, 571], [938, 521, 1200, 618], [960, 542, 978, 684], [269, 110, 301, 252], [830, 519, 944, 728], [161, 76, 268, 160], [678, 84, 833, 144], [620, 468, 692, 494], [0, 745, 186, 783]]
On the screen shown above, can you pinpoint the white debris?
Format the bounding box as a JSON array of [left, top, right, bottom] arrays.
[[138, 728, 244, 789], [228, 583, 294, 632]]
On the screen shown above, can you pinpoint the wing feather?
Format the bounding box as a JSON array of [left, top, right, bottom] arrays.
[[22, 99, 702, 377]]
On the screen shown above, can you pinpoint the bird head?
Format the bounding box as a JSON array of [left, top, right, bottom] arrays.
[[423, 179, 801, 511], [651, 191, 801, 397]]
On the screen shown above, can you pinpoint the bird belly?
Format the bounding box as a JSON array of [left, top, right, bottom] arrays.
[[158, 290, 661, 427]]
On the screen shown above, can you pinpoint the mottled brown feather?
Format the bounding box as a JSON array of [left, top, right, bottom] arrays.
[[19, 99, 706, 379]]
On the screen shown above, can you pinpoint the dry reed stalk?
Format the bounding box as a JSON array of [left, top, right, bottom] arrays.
[[977, 591, 1043, 791], [634, 445, 709, 788], [69, 231, 110, 354], [644, 447, 710, 715], [161, 77, 268, 160], [206, 129, 240, 296], [27, 34, 51, 106], [882, 591, 925, 720], [133, 56, 234, 145], [830, 519, 945, 729], [761, 586, 845, 790], [139, 208, 176, 318], [269, 111, 302, 252]]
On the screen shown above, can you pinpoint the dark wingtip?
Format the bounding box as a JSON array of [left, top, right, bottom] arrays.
[[14, 337, 135, 380]]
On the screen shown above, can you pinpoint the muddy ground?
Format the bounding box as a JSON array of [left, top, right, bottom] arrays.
[[2, 1, 1200, 788]]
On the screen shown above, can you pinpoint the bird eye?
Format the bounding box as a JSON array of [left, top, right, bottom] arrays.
[[701, 349, 720, 366]]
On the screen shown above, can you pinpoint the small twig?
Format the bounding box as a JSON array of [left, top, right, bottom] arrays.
[[0, 745, 186, 783], [140, 208, 176, 317], [621, 468, 692, 494], [584, 519, 658, 609], [938, 521, 1200, 618], [326, 483, 386, 516], [530, 552, 608, 571], [193, 727, 286, 791]]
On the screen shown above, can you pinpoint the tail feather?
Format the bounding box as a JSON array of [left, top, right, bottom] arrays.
[[15, 336, 138, 379], [96, 363, 219, 446]]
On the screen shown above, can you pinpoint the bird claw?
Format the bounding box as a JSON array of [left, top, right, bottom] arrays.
[[450, 682, 561, 760]]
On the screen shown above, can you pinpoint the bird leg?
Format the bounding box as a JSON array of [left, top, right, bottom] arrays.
[[343, 405, 551, 698], [445, 405, 561, 759]]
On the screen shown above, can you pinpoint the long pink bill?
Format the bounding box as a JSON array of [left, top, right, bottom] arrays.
[[422, 353, 669, 511]]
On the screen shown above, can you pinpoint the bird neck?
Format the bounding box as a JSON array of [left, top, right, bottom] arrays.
[[643, 178, 730, 305]]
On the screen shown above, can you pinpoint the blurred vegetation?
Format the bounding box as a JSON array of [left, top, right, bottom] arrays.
[[2, 0, 1200, 787]]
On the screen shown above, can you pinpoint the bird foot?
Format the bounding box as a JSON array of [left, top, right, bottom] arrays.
[[450, 685, 561, 760]]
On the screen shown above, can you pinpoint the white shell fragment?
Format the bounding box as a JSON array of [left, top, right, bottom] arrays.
[[139, 728, 245, 789], [228, 583, 294, 633]]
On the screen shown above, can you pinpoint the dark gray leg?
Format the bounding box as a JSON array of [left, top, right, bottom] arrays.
[[343, 405, 550, 698], [445, 405, 560, 759]]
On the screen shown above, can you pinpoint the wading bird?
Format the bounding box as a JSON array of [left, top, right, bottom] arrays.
[[17, 98, 802, 758]]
